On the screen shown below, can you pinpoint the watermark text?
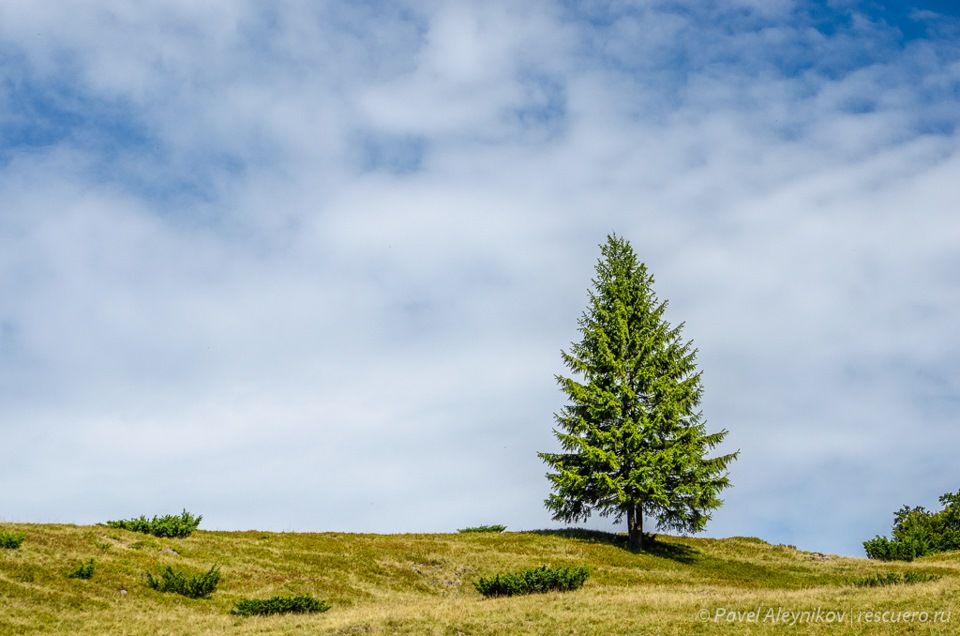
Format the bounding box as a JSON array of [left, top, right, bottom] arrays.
[[697, 606, 951, 626]]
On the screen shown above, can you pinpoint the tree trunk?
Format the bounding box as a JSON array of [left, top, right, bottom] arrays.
[[627, 507, 644, 550]]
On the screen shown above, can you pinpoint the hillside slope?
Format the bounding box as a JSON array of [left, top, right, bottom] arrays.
[[1, 523, 957, 635]]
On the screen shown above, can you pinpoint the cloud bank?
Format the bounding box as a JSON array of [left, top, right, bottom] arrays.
[[1, 0, 958, 555]]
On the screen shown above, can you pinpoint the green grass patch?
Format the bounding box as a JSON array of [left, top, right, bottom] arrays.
[[103, 509, 202, 538], [3, 524, 960, 635], [0, 530, 25, 549], [474, 564, 589, 597], [145, 563, 221, 599], [853, 571, 942, 587], [231, 594, 331, 616], [458, 525, 506, 534], [66, 558, 96, 580]]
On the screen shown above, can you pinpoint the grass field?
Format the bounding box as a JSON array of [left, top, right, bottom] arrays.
[[1, 522, 957, 635]]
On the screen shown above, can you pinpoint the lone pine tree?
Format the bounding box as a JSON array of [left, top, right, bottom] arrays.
[[540, 234, 737, 550]]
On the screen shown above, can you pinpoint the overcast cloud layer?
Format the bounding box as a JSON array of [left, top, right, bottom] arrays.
[[1, 0, 958, 556]]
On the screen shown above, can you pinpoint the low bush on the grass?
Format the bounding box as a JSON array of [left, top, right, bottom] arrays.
[[475, 565, 589, 597], [67, 559, 96, 580], [458, 525, 506, 534], [103, 509, 202, 538], [853, 571, 942, 587], [863, 536, 926, 562], [146, 564, 221, 599], [231, 595, 331, 616], [0, 531, 26, 549]]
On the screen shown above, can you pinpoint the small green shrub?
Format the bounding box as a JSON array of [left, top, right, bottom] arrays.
[[104, 509, 202, 538], [475, 565, 589, 598], [146, 564, 221, 599], [854, 571, 941, 587], [0, 531, 26, 549], [231, 595, 331, 616], [67, 559, 96, 580], [458, 525, 507, 534], [863, 536, 923, 561]]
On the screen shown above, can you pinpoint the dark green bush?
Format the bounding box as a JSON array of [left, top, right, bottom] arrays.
[[863, 535, 924, 562], [103, 509, 202, 538], [146, 564, 221, 599], [231, 595, 331, 616], [864, 490, 960, 561], [475, 565, 589, 598], [854, 571, 941, 587], [0, 531, 26, 549], [458, 525, 506, 534], [67, 559, 96, 580]]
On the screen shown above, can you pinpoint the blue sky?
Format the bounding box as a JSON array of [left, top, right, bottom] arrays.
[[1, 0, 958, 557]]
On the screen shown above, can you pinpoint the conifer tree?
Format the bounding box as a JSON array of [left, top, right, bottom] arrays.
[[539, 234, 738, 550]]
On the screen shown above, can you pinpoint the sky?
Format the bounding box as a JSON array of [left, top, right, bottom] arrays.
[[1, 0, 958, 558]]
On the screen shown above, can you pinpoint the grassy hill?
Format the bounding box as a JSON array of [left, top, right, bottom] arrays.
[[1, 522, 957, 635]]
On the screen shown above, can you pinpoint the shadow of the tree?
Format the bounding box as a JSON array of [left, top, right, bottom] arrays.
[[526, 528, 699, 564]]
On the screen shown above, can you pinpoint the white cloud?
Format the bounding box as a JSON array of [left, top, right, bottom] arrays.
[[1, 0, 958, 556]]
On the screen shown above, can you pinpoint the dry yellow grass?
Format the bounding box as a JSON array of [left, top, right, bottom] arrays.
[[1, 523, 957, 635]]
